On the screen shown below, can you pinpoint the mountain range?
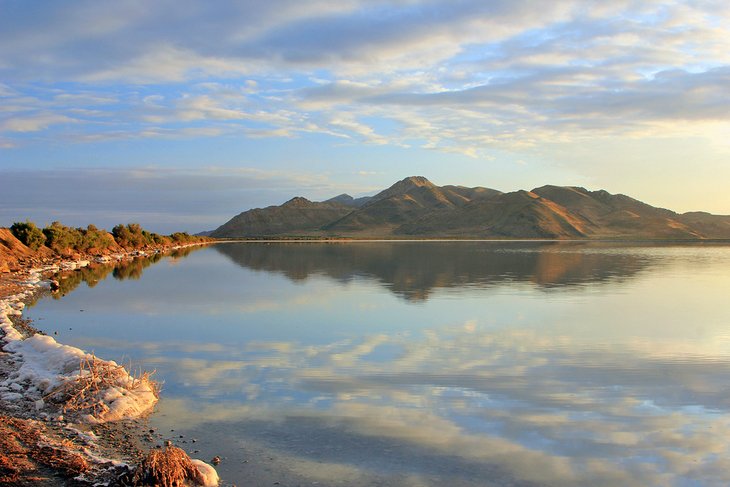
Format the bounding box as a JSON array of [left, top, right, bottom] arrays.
[[210, 176, 730, 239]]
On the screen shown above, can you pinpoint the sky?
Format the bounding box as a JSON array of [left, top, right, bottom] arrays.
[[1, 0, 730, 233]]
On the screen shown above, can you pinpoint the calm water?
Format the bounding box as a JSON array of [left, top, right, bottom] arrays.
[[26, 242, 730, 486]]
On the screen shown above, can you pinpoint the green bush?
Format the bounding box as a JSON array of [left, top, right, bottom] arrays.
[[42, 221, 82, 253], [112, 223, 149, 249], [170, 232, 190, 243], [77, 224, 115, 251], [10, 220, 46, 250], [13, 219, 210, 255], [151, 233, 172, 245], [111, 224, 130, 245]]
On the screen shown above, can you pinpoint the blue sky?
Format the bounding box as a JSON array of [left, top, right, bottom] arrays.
[[1, 0, 730, 233]]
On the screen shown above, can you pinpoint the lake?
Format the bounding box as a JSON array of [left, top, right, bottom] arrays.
[[26, 241, 730, 486]]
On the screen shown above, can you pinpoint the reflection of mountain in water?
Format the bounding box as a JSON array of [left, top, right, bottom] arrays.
[[215, 242, 659, 301]]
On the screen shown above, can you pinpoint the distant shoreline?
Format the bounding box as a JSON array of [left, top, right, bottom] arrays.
[[212, 237, 730, 244]]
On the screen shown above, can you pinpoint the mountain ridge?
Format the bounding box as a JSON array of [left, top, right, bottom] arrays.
[[210, 176, 730, 239]]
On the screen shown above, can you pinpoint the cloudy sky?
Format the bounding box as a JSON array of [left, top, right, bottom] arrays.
[[2, 0, 730, 233]]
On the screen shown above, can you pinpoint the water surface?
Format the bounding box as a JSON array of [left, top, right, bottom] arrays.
[[27, 242, 730, 486]]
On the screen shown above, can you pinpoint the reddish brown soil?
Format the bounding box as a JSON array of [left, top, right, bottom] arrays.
[[0, 415, 89, 486]]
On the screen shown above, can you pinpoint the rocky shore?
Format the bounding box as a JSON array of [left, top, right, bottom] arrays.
[[0, 229, 219, 486]]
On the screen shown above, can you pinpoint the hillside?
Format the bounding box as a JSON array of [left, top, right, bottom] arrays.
[[528, 185, 700, 239], [0, 228, 54, 272], [210, 176, 730, 239], [211, 197, 353, 237]]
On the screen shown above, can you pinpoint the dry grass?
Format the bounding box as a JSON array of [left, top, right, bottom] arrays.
[[132, 445, 203, 487], [44, 355, 159, 419]]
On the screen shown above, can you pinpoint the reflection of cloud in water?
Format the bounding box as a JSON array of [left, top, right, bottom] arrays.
[[141, 322, 730, 486], [39, 243, 730, 484]]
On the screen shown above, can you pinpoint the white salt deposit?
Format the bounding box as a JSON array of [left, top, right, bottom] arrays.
[[1, 252, 217, 484], [190, 459, 221, 487], [0, 272, 158, 423]]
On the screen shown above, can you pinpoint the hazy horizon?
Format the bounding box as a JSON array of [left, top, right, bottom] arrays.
[[2, 1, 730, 233]]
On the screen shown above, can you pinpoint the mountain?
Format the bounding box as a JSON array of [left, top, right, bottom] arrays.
[[397, 189, 587, 238], [675, 212, 730, 239], [325, 193, 373, 208], [211, 197, 353, 237], [210, 177, 730, 239], [322, 176, 503, 235], [529, 185, 700, 239]]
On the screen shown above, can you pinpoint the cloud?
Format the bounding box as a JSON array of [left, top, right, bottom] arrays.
[[0, 113, 76, 132], [0, 166, 360, 233], [2, 1, 730, 215], [2, 1, 730, 157], [0, 1, 576, 81], [80, 45, 250, 84]]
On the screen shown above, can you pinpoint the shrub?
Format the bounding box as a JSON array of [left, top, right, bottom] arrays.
[[112, 223, 152, 249], [77, 224, 115, 251], [111, 224, 130, 244], [42, 221, 82, 254], [151, 233, 172, 246], [14, 219, 209, 255], [10, 220, 46, 250], [170, 232, 195, 244]]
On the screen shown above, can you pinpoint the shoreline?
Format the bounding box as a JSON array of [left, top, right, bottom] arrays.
[[213, 236, 730, 243], [0, 242, 219, 485]]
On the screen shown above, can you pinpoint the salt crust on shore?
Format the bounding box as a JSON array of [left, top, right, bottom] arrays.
[[0, 267, 158, 423], [190, 459, 220, 486], [0, 253, 219, 486]]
